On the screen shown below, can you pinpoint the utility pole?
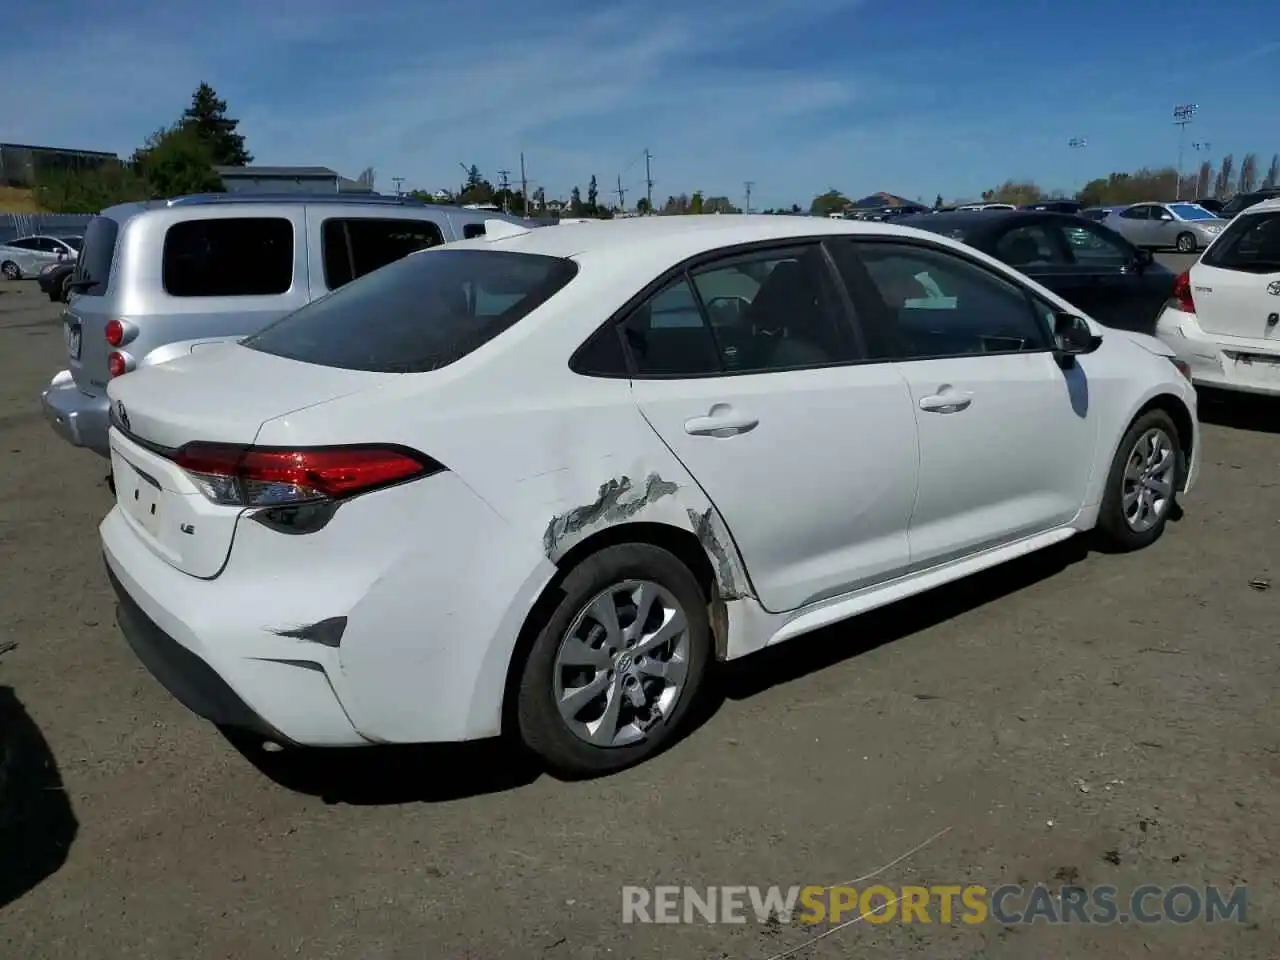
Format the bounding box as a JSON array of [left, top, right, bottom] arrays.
[[1172, 103, 1198, 200], [1192, 142, 1211, 199], [644, 149, 654, 214], [391, 176, 404, 196], [616, 174, 626, 212], [520, 152, 529, 217], [743, 180, 754, 214], [496, 169, 511, 213]]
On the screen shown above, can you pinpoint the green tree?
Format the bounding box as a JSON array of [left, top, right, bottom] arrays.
[[934, 194, 944, 209], [181, 82, 253, 166], [587, 175, 599, 214], [690, 190, 704, 214], [636, 196, 650, 215], [1238, 153, 1258, 194], [809, 189, 849, 217], [34, 162, 149, 213], [1264, 154, 1280, 189], [569, 186, 582, 214], [134, 123, 224, 197], [464, 165, 484, 190]]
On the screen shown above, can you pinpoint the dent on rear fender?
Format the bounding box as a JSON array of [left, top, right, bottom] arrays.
[[540, 470, 753, 603]]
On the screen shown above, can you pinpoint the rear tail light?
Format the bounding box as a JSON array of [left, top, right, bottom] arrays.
[[107, 351, 134, 378], [1170, 271, 1195, 313], [104, 319, 124, 346], [170, 443, 442, 506]]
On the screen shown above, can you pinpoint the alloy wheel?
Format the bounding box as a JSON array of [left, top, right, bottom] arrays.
[[1122, 427, 1176, 533], [552, 579, 690, 748]]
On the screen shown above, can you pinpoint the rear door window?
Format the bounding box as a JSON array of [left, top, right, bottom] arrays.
[[71, 216, 120, 296], [1200, 211, 1280, 274], [162, 217, 293, 297], [993, 224, 1067, 267], [321, 217, 445, 289], [243, 249, 578, 372]]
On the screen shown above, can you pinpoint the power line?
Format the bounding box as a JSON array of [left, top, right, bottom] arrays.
[[1172, 103, 1198, 200], [616, 174, 626, 211], [497, 169, 512, 213], [520, 152, 529, 217], [743, 180, 754, 214], [391, 176, 404, 196]]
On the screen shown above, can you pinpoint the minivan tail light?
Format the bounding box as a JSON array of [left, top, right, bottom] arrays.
[[107, 351, 134, 378], [1171, 271, 1195, 313], [104, 319, 124, 346], [170, 443, 442, 506]]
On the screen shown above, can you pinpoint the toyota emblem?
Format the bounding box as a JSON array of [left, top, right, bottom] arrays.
[[1267, 280, 1280, 296], [116, 402, 129, 431]]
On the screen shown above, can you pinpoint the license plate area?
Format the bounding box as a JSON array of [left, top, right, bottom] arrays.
[[116, 457, 163, 536], [1230, 352, 1280, 382], [66, 319, 81, 360]]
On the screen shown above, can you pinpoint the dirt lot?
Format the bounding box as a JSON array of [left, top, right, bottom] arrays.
[[1, 275, 1277, 959]]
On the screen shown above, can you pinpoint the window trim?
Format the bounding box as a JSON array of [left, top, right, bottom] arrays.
[[834, 235, 1058, 363], [567, 236, 875, 380]]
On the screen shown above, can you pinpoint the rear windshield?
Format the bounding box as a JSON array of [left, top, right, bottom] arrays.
[[1219, 192, 1278, 218], [243, 249, 579, 372], [71, 216, 119, 296], [1200, 211, 1280, 273]]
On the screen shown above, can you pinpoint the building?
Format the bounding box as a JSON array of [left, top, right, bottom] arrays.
[[0, 142, 120, 187], [215, 165, 376, 195]]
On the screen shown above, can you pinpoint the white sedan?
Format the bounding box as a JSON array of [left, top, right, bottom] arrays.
[[0, 234, 81, 279], [100, 215, 1200, 778], [1155, 197, 1280, 395]]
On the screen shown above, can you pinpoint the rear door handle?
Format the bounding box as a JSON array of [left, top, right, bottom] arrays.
[[684, 403, 759, 437], [919, 392, 972, 413]]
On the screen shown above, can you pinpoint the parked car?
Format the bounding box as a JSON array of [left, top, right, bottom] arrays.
[[37, 260, 76, 302], [896, 209, 1175, 331], [41, 193, 529, 458], [1155, 196, 1280, 395], [1104, 202, 1228, 252], [1020, 200, 1082, 214], [1080, 206, 1127, 222], [100, 215, 1199, 777], [0, 234, 80, 279], [955, 203, 1016, 212], [1195, 197, 1225, 216], [1216, 187, 1280, 220]]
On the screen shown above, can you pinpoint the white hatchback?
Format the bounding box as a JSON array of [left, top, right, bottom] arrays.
[[1155, 197, 1280, 396], [101, 215, 1200, 778]]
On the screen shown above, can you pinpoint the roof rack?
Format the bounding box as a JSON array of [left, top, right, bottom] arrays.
[[166, 193, 433, 207]]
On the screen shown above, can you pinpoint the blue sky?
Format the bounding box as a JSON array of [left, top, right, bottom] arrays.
[[3, 0, 1278, 208]]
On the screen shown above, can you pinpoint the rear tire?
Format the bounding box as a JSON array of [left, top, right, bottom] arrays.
[[515, 543, 713, 779], [1095, 410, 1182, 552], [1175, 232, 1196, 253], [0, 262, 19, 281], [59, 274, 73, 302]]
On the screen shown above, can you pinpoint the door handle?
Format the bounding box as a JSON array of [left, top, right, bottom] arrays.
[[918, 392, 972, 413], [684, 403, 759, 437]]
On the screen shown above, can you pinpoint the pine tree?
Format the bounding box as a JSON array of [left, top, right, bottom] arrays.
[[181, 82, 253, 166]]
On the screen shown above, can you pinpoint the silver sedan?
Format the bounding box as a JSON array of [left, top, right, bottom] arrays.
[[1103, 202, 1227, 253], [0, 234, 81, 280]]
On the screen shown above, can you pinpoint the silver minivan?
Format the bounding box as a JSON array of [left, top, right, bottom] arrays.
[[42, 193, 524, 457]]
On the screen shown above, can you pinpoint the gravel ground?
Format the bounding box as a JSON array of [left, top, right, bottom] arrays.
[[1, 267, 1277, 959]]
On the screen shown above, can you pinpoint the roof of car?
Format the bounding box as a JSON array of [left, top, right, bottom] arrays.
[[456, 213, 926, 261], [1241, 196, 1280, 214]]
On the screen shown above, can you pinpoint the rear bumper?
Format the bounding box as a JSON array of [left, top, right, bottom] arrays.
[[102, 508, 371, 746], [41, 370, 111, 456], [1154, 308, 1280, 397]]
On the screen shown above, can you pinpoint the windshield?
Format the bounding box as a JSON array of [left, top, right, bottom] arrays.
[[1168, 203, 1217, 221], [59, 236, 84, 251], [243, 249, 578, 373]]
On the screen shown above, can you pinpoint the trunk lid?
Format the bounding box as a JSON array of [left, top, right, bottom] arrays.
[[1191, 262, 1280, 338], [106, 344, 398, 578]]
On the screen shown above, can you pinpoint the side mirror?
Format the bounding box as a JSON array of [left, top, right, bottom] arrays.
[[1053, 313, 1101, 367], [1159, 213, 1175, 222]]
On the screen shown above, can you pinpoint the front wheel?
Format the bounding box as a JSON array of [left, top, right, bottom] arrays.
[[515, 543, 713, 779], [1095, 410, 1182, 551], [1175, 232, 1196, 253], [0, 261, 19, 280]]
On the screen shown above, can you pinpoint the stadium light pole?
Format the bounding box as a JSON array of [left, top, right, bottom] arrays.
[[1068, 138, 1087, 196], [1172, 103, 1198, 200]]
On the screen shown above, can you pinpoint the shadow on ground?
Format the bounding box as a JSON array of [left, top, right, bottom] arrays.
[[0, 658, 79, 909], [234, 538, 1091, 803], [1197, 388, 1280, 435]]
